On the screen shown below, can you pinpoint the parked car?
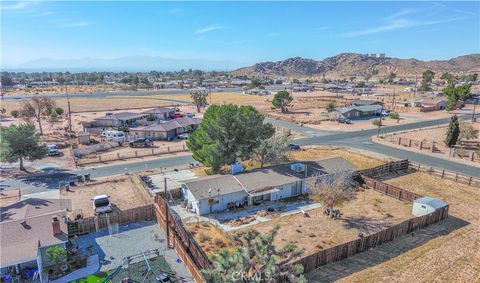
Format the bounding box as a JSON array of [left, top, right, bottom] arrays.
[[47, 144, 59, 156], [288, 143, 301, 150], [177, 133, 189, 139], [169, 113, 184, 119], [92, 195, 112, 214], [336, 117, 352, 124], [129, 138, 153, 148], [381, 110, 391, 116]]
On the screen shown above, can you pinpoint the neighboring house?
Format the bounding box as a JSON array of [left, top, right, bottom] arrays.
[[350, 99, 383, 107], [129, 117, 201, 140], [93, 112, 149, 127], [1, 198, 72, 282], [181, 157, 356, 216], [419, 98, 447, 111], [334, 105, 383, 119], [142, 107, 176, 121]]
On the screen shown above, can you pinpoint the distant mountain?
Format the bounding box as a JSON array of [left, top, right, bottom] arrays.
[[232, 53, 480, 78], [2, 56, 244, 72]]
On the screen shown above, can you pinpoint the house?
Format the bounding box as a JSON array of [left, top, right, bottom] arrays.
[[93, 112, 149, 127], [350, 100, 383, 107], [129, 117, 201, 140], [334, 105, 383, 119], [181, 157, 356, 216], [1, 198, 72, 281], [142, 107, 176, 121], [419, 98, 447, 111], [412, 197, 448, 217]]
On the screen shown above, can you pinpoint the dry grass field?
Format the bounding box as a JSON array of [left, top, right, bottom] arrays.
[[187, 222, 236, 257], [230, 189, 412, 257], [335, 172, 480, 282], [290, 147, 386, 169], [60, 176, 149, 218]]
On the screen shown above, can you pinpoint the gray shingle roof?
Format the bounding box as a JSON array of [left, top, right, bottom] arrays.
[[335, 105, 382, 114], [142, 107, 175, 115], [95, 112, 148, 121], [184, 175, 245, 200]]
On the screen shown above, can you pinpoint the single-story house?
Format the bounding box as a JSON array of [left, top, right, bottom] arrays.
[[142, 107, 176, 121], [350, 99, 383, 107], [334, 105, 383, 119], [93, 112, 149, 127], [420, 98, 447, 111], [182, 157, 356, 215], [1, 198, 72, 281], [129, 117, 201, 140]]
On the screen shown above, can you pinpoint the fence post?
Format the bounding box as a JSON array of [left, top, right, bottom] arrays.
[[455, 173, 458, 181], [408, 139, 412, 147], [441, 170, 445, 178], [117, 153, 120, 159], [398, 137, 401, 145], [470, 151, 475, 161], [468, 177, 472, 186], [152, 148, 154, 155], [135, 150, 138, 157], [98, 156, 101, 162], [168, 147, 170, 153], [183, 144, 186, 151], [419, 141, 423, 150]]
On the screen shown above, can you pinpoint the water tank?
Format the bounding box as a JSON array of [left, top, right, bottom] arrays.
[[290, 163, 306, 173], [231, 162, 244, 175]]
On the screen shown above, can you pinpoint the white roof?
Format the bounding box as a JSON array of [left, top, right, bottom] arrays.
[[414, 196, 447, 209], [94, 194, 109, 200]]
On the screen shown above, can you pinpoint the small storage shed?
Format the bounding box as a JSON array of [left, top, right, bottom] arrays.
[[77, 132, 91, 145], [412, 196, 448, 217]]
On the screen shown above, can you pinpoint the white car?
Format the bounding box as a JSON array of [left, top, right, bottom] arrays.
[[381, 110, 391, 116], [92, 195, 112, 214], [178, 133, 189, 139]]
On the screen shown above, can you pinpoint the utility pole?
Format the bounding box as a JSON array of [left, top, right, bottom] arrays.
[[66, 85, 72, 133], [473, 98, 478, 122], [377, 102, 384, 137], [164, 177, 170, 248]]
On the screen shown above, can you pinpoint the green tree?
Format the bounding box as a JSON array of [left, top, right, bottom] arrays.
[[386, 72, 396, 83], [20, 96, 56, 135], [248, 78, 262, 89], [389, 112, 400, 122], [55, 107, 64, 115], [0, 123, 48, 170], [10, 110, 19, 118], [420, 70, 435, 91], [45, 246, 67, 266], [272, 90, 293, 113], [443, 84, 471, 111], [253, 134, 290, 168], [444, 115, 460, 147], [1, 74, 14, 86], [202, 225, 305, 283], [440, 72, 454, 84], [187, 104, 274, 172], [326, 102, 336, 113], [190, 89, 209, 112]]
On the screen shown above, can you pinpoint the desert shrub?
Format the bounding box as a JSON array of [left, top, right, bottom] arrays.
[[372, 119, 381, 126], [55, 107, 64, 115], [198, 232, 211, 243], [213, 237, 225, 248], [389, 112, 400, 120], [10, 110, 19, 118]]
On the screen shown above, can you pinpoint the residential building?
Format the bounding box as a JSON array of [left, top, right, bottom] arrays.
[[129, 117, 200, 140], [350, 99, 383, 107], [1, 198, 72, 282], [93, 112, 149, 127], [181, 157, 356, 216], [334, 105, 383, 119], [142, 107, 176, 121]]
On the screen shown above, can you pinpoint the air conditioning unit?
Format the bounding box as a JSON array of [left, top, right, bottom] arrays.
[[290, 163, 306, 173]]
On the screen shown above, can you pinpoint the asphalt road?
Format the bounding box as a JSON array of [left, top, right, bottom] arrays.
[[3, 85, 289, 100]]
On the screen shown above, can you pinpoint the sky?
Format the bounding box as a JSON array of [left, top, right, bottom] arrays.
[[1, 1, 479, 71]]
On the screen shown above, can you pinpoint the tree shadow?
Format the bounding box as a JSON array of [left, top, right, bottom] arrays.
[[341, 216, 391, 235], [18, 167, 76, 190], [305, 215, 470, 282], [0, 198, 55, 221]]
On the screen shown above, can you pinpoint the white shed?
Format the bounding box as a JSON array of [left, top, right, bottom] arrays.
[[412, 197, 448, 217]]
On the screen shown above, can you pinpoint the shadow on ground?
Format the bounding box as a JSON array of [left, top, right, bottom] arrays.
[[305, 215, 469, 283]]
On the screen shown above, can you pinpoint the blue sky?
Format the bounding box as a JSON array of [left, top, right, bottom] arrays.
[[1, 1, 479, 70]]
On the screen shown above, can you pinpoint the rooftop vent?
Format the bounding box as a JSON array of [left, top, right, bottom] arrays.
[[290, 163, 306, 174]]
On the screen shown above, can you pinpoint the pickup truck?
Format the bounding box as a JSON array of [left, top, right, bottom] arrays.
[[92, 195, 113, 214], [129, 138, 153, 148]]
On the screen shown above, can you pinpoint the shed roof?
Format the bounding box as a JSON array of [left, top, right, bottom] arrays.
[[351, 100, 383, 106], [130, 121, 183, 132], [335, 105, 382, 114], [142, 107, 175, 115], [184, 175, 245, 200], [414, 196, 448, 209], [94, 112, 148, 121]]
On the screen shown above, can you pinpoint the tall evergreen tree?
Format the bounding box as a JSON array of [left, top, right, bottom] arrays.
[[272, 90, 293, 113], [444, 115, 460, 147]]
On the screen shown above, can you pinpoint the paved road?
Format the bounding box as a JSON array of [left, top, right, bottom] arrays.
[[3, 85, 289, 100]]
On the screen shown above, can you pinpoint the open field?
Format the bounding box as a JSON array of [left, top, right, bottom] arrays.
[[333, 172, 480, 282], [229, 189, 412, 257], [1, 85, 126, 96], [60, 176, 150, 218], [290, 146, 386, 169], [187, 222, 236, 257]]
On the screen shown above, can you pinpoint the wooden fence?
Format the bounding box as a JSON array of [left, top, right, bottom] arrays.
[[76, 145, 189, 165], [295, 205, 449, 273], [361, 175, 423, 202], [154, 195, 211, 283], [67, 204, 155, 237], [356, 159, 409, 178], [408, 162, 480, 188]]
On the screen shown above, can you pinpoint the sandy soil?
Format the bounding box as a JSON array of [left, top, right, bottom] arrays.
[[60, 176, 149, 218], [230, 189, 412, 257], [1, 85, 131, 96], [337, 172, 480, 283], [290, 146, 387, 170], [187, 222, 236, 257]]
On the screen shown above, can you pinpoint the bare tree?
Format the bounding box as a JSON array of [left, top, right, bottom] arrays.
[[190, 89, 209, 112], [20, 96, 56, 135], [252, 134, 290, 168], [459, 121, 479, 142], [308, 170, 357, 218]]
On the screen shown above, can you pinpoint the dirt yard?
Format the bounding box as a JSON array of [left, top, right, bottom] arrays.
[[230, 189, 412, 257], [187, 222, 236, 257], [60, 176, 150, 218], [335, 172, 480, 282], [290, 146, 387, 169]]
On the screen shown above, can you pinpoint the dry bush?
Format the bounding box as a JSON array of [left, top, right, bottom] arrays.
[[213, 237, 225, 248], [198, 232, 211, 243]]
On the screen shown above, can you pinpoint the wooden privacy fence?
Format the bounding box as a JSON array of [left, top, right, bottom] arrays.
[[155, 195, 211, 283], [361, 175, 423, 202], [294, 206, 449, 273], [67, 204, 155, 237], [356, 159, 409, 178], [409, 162, 480, 188]]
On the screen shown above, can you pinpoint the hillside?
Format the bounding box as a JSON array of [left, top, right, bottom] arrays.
[[232, 53, 480, 78]]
